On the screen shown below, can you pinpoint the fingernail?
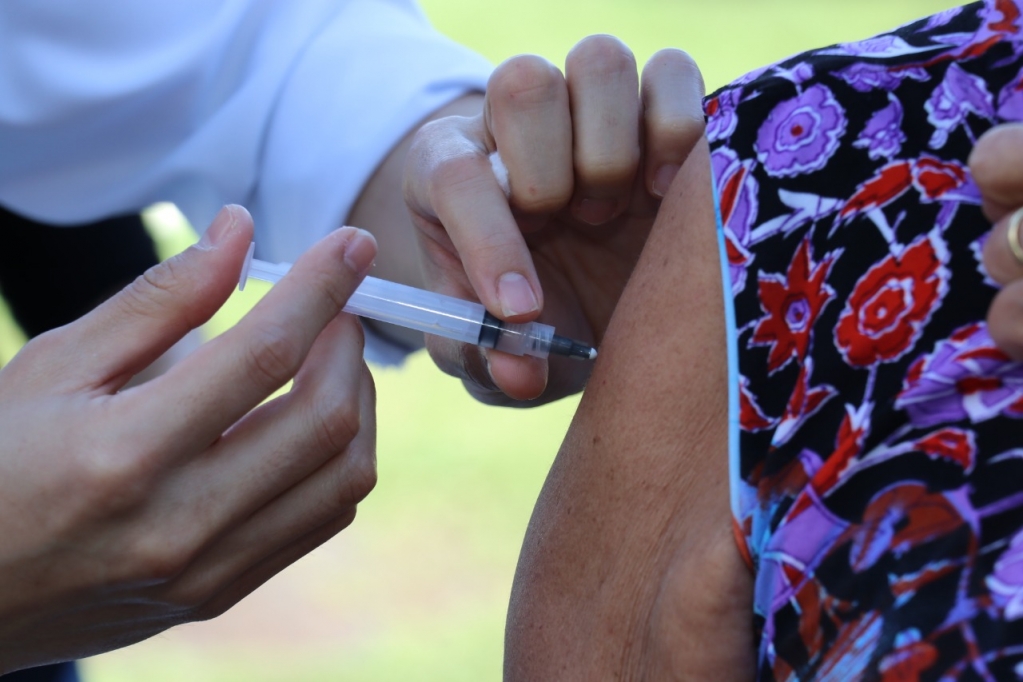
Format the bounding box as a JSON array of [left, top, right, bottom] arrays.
[[497, 272, 539, 318], [575, 198, 617, 226], [198, 205, 239, 249], [341, 227, 377, 275], [652, 164, 680, 198]]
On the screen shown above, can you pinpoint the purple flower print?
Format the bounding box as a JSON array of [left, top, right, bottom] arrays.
[[971, 233, 999, 288], [997, 66, 1023, 120], [819, 34, 939, 59], [988, 528, 1023, 620], [923, 7, 964, 30], [711, 146, 758, 294], [773, 62, 814, 86], [755, 84, 847, 178], [732, 63, 772, 87], [854, 95, 906, 160], [836, 63, 929, 93], [896, 322, 1023, 428], [926, 62, 995, 148], [705, 88, 741, 142]]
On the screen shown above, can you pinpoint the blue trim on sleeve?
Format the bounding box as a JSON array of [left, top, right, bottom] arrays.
[[709, 168, 742, 523]]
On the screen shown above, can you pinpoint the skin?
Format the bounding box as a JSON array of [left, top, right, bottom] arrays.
[[0, 207, 378, 673], [503, 139, 755, 681], [404, 36, 706, 404]]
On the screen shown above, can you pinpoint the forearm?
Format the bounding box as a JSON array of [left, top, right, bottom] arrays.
[[504, 139, 754, 680]]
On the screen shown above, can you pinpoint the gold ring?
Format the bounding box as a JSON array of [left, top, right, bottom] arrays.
[[1009, 206, 1023, 267]]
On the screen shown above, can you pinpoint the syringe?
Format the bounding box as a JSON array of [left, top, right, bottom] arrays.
[[238, 244, 597, 361]]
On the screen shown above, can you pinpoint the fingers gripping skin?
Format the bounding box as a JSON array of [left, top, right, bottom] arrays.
[[971, 124, 1023, 359], [0, 209, 378, 672], [405, 37, 707, 404]]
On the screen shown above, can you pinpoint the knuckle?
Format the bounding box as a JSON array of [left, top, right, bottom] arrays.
[[191, 595, 235, 623], [74, 449, 154, 515], [124, 535, 197, 585], [643, 48, 706, 102], [163, 578, 218, 616], [406, 118, 485, 204], [429, 154, 488, 202], [334, 445, 377, 507], [489, 55, 564, 108], [310, 392, 362, 456], [246, 321, 303, 390], [512, 189, 569, 216], [982, 222, 1021, 285], [649, 111, 706, 146], [576, 147, 641, 188], [466, 231, 524, 266], [970, 125, 1023, 201], [567, 35, 637, 78], [306, 264, 350, 317], [115, 257, 187, 321], [989, 289, 1023, 360], [646, 48, 701, 79]]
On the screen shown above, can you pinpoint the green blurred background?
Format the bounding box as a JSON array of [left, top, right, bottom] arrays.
[[0, 0, 961, 680]]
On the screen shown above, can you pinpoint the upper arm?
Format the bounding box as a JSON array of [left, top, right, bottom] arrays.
[[504, 139, 754, 680]]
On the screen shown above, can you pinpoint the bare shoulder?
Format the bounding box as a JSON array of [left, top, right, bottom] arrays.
[[504, 139, 754, 681]]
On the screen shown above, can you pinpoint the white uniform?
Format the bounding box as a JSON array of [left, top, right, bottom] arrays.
[[0, 0, 492, 265]]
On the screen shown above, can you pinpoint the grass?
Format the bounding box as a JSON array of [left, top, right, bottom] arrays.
[[0, 1, 962, 680]]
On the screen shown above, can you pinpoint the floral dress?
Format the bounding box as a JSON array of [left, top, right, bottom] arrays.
[[708, 2, 1023, 679]]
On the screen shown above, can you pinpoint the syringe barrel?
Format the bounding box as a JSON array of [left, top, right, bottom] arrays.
[[478, 315, 555, 359], [343, 276, 485, 345], [240, 250, 557, 357]]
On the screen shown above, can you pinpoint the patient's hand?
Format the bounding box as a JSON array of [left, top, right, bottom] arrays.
[[405, 36, 705, 404], [970, 123, 1023, 359], [505, 140, 755, 680]]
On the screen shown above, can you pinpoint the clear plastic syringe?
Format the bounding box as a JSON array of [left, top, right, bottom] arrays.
[[238, 244, 597, 361]]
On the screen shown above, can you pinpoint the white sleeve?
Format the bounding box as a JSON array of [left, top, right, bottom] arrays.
[[0, 0, 492, 264]]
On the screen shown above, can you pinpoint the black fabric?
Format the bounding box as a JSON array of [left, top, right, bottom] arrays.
[[0, 204, 159, 338], [1, 663, 77, 682]]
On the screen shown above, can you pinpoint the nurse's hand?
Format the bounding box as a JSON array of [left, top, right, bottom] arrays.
[[404, 36, 706, 405], [0, 206, 377, 673]]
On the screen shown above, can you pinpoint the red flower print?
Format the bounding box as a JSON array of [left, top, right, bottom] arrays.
[[809, 402, 871, 499], [705, 95, 720, 116], [814, 612, 884, 681], [879, 640, 939, 682], [889, 561, 958, 599], [896, 322, 1023, 427], [772, 359, 837, 447], [835, 232, 950, 367], [847, 483, 965, 572], [752, 237, 838, 373], [912, 155, 968, 200], [740, 375, 777, 432], [839, 161, 913, 221], [990, 0, 1022, 34], [914, 428, 977, 473]]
